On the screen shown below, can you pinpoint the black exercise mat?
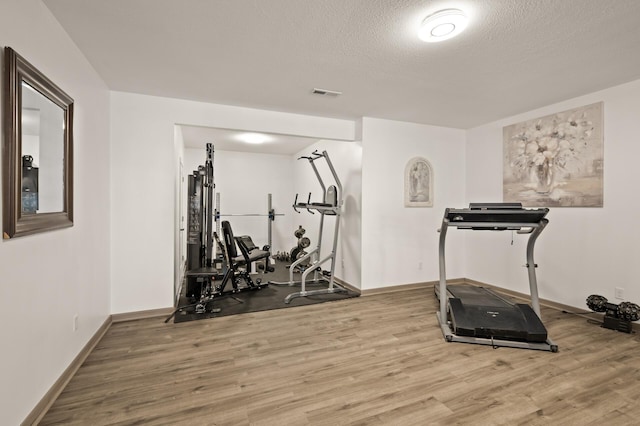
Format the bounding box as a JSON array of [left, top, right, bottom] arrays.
[[172, 261, 359, 323]]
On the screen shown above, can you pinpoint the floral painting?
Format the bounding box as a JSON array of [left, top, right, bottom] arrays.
[[503, 102, 603, 207], [405, 157, 433, 207]]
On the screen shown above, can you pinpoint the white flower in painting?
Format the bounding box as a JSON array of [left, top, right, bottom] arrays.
[[544, 137, 558, 152], [525, 142, 538, 156], [508, 110, 595, 186]]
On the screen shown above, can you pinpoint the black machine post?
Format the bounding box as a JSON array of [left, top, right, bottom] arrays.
[[435, 203, 558, 352], [184, 143, 218, 302], [204, 143, 214, 268]]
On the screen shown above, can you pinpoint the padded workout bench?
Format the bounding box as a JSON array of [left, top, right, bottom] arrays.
[[217, 220, 270, 294]]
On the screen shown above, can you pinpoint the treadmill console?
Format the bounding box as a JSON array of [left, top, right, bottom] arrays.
[[445, 203, 548, 230], [469, 202, 523, 210]]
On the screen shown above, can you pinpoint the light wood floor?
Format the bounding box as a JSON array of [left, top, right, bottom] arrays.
[[41, 287, 640, 425]]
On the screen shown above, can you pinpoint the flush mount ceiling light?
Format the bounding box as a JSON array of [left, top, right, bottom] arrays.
[[236, 132, 272, 144], [418, 8, 468, 42]]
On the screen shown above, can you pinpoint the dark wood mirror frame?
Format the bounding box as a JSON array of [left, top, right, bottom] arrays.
[[2, 47, 74, 239]]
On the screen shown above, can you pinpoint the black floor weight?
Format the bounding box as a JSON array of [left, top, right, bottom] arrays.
[[618, 301, 640, 322], [586, 294, 639, 333], [586, 294, 608, 312]]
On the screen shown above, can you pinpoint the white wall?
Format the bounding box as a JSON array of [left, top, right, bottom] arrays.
[[183, 148, 295, 254], [466, 79, 640, 309], [361, 118, 467, 290], [292, 140, 363, 288], [0, 1, 111, 424], [110, 91, 355, 314]]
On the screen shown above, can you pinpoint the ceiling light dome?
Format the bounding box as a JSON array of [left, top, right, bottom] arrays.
[[418, 9, 468, 42], [236, 132, 272, 144]]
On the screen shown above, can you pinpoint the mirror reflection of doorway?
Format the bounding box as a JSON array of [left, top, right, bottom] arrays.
[[21, 81, 65, 214]]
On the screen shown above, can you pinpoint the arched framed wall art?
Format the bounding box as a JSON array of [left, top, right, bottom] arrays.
[[404, 156, 433, 207]]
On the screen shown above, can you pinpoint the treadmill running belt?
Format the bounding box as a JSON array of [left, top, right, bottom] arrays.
[[445, 284, 512, 308], [445, 284, 548, 343]]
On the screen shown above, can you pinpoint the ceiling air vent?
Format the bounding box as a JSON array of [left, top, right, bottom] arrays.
[[312, 88, 342, 97]]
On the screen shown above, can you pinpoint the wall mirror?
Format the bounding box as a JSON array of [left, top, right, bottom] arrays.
[[2, 47, 73, 239]]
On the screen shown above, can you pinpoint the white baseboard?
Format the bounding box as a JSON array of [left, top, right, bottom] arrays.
[[361, 278, 465, 296], [332, 276, 361, 294], [111, 307, 174, 323]]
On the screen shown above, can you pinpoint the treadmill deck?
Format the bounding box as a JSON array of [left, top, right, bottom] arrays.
[[435, 284, 548, 343]]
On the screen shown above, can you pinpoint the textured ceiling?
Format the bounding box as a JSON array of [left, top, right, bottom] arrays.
[[44, 0, 640, 132]]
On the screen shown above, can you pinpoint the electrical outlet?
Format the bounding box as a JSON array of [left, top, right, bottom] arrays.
[[615, 287, 624, 300], [418, 262, 423, 270], [73, 314, 79, 332]]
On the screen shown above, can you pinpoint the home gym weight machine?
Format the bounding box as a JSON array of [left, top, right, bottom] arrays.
[[270, 150, 346, 303], [168, 143, 271, 322], [435, 203, 558, 352]]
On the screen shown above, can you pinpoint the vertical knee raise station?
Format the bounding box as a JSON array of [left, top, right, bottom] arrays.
[[271, 150, 346, 303], [435, 203, 558, 352]]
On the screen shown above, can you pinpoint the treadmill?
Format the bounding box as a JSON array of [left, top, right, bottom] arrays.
[[435, 203, 558, 352]]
